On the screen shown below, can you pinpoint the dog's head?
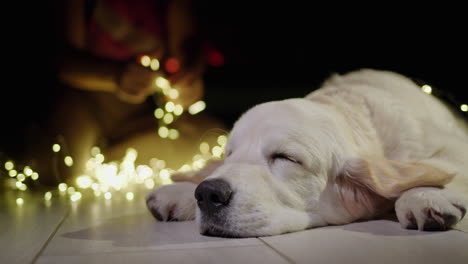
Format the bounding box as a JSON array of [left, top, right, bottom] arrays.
[[195, 99, 453, 237]]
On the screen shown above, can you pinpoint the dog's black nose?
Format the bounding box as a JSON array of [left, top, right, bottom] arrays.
[[195, 179, 233, 214]]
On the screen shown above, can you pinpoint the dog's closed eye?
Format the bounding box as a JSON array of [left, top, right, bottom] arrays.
[[270, 153, 302, 165]]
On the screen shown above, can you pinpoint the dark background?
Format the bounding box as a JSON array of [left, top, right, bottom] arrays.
[[2, 2, 467, 155]]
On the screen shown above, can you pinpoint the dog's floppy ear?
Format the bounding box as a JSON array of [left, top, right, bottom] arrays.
[[338, 157, 454, 199]]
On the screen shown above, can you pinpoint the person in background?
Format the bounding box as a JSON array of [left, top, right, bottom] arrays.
[[35, 0, 220, 185]]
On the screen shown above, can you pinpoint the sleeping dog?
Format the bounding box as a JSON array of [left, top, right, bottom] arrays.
[[146, 69, 468, 237]]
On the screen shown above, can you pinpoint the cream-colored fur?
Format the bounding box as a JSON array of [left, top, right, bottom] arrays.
[[146, 69, 468, 237]]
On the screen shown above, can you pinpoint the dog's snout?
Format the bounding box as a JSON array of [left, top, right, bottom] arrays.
[[195, 179, 233, 214]]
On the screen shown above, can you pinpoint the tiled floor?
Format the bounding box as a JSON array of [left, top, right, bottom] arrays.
[[2, 188, 468, 264]]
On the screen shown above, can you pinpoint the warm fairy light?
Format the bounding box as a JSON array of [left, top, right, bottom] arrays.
[[31, 172, 39, 180], [212, 146, 223, 158], [168, 89, 179, 99], [9, 170, 17, 177], [52, 144, 61, 152], [44, 192, 52, 201], [104, 192, 112, 200], [150, 58, 160, 71], [67, 186, 76, 195], [91, 146, 101, 156], [64, 156, 74, 167], [17, 173, 25, 182], [168, 129, 179, 140], [16, 182, 27, 191], [217, 135, 228, 146], [23, 166, 33, 176], [158, 126, 169, 138], [461, 104, 468, 112], [188, 101, 206, 115], [126, 192, 134, 200], [421, 85, 432, 94], [200, 142, 210, 154], [76, 175, 92, 189], [70, 192, 82, 202], [144, 178, 155, 189], [5, 161, 14, 170], [165, 102, 175, 112], [155, 76, 171, 90], [159, 169, 170, 180], [58, 183, 68, 192], [173, 104, 184, 116], [154, 108, 164, 119], [16, 198, 24, 205], [140, 55, 151, 67], [163, 113, 174, 124]]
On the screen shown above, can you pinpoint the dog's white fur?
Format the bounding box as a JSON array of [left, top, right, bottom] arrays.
[[146, 69, 468, 237]]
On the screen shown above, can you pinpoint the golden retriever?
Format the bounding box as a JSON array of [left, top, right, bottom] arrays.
[[146, 69, 468, 237]]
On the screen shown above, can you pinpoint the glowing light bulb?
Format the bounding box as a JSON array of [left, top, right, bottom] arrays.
[[23, 166, 33, 176], [165, 102, 175, 112], [160, 169, 170, 180], [154, 108, 164, 119], [104, 192, 112, 200], [188, 101, 206, 115], [52, 144, 61, 152], [158, 126, 169, 138], [44, 191, 52, 201], [212, 146, 223, 158], [64, 156, 74, 167], [126, 192, 134, 200], [91, 146, 101, 156], [17, 173, 25, 182], [144, 178, 155, 189], [140, 55, 151, 67], [16, 198, 24, 205], [9, 170, 17, 177], [18, 184, 27, 191], [173, 104, 184, 116], [4, 161, 14, 170], [163, 113, 174, 124], [76, 175, 92, 189], [168, 129, 179, 140], [155, 77, 171, 90], [168, 89, 179, 99], [421, 85, 432, 94], [461, 104, 468, 112], [200, 142, 210, 154], [58, 183, 67, 192], [31, 172, 39, 180], [150, 58, 160, 71], [70, 192, 82, 202], [217, 135, 228, 146]]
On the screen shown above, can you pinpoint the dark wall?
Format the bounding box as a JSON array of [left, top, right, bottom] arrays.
[[2, 2, 466, 155]]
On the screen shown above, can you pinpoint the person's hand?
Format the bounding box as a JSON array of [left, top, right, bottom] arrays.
[[115, 61, 160, 104]]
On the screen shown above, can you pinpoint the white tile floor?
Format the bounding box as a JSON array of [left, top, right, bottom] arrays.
[[2, 188, 468, 264]]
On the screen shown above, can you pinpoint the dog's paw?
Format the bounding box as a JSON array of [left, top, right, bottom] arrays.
[[395, 187, 467, 231], [145, 182, 197, 221]]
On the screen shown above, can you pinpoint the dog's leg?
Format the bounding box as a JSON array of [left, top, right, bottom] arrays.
[[146, 182, 197, 221], [395, 187, 467, 231], [146, 159, 224, 221]]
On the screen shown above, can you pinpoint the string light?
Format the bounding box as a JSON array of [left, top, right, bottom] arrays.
[[421, 84, 432, 94], [16, 198, 24, 205], [52, 144, 61, 152], [188, 101, 206, 115], [461, 104, 468, 112], [1, 53, 228, 205]]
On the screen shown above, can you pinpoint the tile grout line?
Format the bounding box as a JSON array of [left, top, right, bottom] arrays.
[[31, 208, 70, 264], [258, 238, 296, 264]]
